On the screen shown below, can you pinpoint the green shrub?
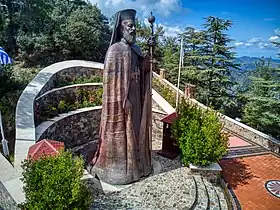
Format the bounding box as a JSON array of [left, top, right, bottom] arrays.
[[39, 88, 103, 123], [172, 100, 228, 166], [19, 150, 92, 210], [153, 77, 177, 107], [58, 100, 68, 113]]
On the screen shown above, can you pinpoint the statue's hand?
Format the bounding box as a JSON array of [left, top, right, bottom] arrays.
[[148, 36, 156, 46]]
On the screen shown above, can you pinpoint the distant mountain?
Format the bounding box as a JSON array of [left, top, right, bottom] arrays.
[[234, 56, 280, 71], [230, 57, 280, 92]]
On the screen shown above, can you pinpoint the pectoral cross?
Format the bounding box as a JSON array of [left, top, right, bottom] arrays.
[[131, 68, 140, 83]]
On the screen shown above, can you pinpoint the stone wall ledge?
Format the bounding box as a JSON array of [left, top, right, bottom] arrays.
[[152, 89, 174, 114], [189, 163, 222, 172], [36, 106, 102, 141], [222, 115, 280, 145]]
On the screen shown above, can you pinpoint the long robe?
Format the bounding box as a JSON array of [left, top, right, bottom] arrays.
[[90, 40, 152, 185]]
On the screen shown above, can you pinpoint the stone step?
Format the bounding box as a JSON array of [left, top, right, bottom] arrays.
[[202, 178, 221, 210], [193, 175, 209, 210], [226, 146, 269, 158], [214, 185, 229, 210]]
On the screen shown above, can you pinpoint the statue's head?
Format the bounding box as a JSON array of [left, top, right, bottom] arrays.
[[120, 19, 136, 44], [110, 9, 137, 46]]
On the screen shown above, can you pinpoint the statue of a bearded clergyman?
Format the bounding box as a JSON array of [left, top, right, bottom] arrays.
[[89, 9, 153, 185]]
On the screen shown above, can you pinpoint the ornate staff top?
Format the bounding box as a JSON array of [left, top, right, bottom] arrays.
[[148, 12, 155, 24], [148, 12, 155, 37]]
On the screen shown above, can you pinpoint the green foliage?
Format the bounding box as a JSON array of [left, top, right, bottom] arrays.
[[19, 150, 91, 210], [135, 18, 165, 71], [172, 100, 228, 166], [242, 58, 280, 139], [0, 64, 39, 155], [162, 17, 239, 115], [40, 88, 103, 122], [153, 77, 177, 107], [1, 0, 111, 66], [199, 17, 239, 112], [160, 36, 180, 84]]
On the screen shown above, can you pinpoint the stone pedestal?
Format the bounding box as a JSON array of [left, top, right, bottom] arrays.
[[189, 162, 222, 184], [184, 84, 196, 99], [159, 69, 166, 79]]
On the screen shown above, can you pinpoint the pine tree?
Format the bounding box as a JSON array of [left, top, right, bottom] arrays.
[[243, 58, 280, 139], [161, 36, 180, 84], [200, 16, 239, 112], [181, 27, 209, 90]]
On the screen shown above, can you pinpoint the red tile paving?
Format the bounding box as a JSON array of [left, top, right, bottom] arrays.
[[228, 135, 252, 148], [219, 154, 280, 210]]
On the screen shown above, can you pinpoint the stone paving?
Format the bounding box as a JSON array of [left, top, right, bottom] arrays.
[[84, 131, 230, 210], [220, 154, 280, 210], [90, 168, 197, 210], [87, 150, 229, 210], [0, 181, 19, 210], [228, 136, 252, 148]]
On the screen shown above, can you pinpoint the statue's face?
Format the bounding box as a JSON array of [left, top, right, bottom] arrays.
[[121, 19, 136, 44]]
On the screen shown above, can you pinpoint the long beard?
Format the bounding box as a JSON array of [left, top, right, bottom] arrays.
[[123, 31, 136, 44]]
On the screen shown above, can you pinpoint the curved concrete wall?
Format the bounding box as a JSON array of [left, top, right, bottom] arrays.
[[36, 107, 102, 148], [15, 60, 104, 166]]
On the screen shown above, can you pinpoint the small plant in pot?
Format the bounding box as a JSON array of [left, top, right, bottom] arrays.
[[172, 99, 228, 167]]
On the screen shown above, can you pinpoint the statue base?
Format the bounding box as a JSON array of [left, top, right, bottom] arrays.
[[85, 158, 161, 194]]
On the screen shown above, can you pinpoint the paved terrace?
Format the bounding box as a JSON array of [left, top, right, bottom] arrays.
[[220, 134, 280, 210]]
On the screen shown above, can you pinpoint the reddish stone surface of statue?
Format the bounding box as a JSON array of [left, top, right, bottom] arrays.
[[88, 9, 152, 185]]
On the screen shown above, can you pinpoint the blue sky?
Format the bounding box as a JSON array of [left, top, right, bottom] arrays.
[[91, 0, 280, 58]]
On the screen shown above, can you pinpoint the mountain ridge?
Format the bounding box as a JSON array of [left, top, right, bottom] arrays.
[[234, 56, 280, 71]]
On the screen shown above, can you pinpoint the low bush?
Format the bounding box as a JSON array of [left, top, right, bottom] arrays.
[[56, 75, 103, 87], [19, 150, 92, 210], [153, 77, 177, 107], [172, 100, 228, 166], [39, 88, 103, 123]]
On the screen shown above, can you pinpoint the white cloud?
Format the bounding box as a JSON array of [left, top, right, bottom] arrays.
[[90, 0, 182, 18], [248, 37, 263, 44], [160, 24, 184, 37], [269, 36, 280, 42], [258, 42, 271, 49], [234, 41, 244, 47], [236, 36, 276, 50], [274, 28, 280, 36], [245, 43, 253, 47], [264, 18, 276, 21]]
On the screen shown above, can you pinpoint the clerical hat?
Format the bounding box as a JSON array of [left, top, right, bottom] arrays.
[[118, 9, 136, 22], [110, 9, 137, 46]]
